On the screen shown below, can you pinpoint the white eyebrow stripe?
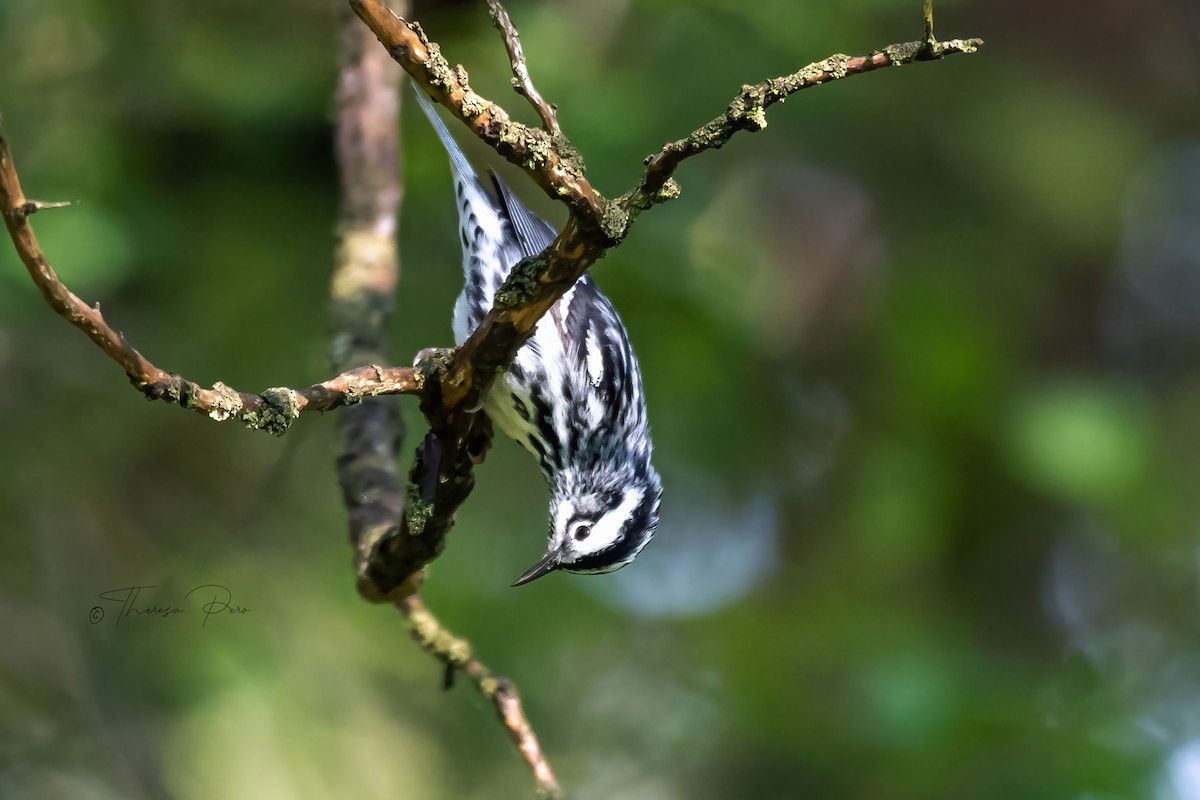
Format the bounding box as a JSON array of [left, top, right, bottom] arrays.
[[583, 487, 643, 555]]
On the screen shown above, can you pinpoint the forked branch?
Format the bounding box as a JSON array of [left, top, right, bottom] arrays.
[[0, 0, 984, 599], [619, 29, 983, 216], [1, 5, 981, 793], [486, 0, 561, 137], [349, 0, 600, 221], [346, 0, 983, 600], [332, 5, 559, 793]]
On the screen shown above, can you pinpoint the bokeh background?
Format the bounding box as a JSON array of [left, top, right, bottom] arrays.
[[2, 0, 1200, 797]]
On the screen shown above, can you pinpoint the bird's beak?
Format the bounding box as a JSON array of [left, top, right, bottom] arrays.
[[512, 551, 560, 587]]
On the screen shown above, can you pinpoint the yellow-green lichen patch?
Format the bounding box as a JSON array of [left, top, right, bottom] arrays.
[[404, 481, 435, 535], [883, 41, 923, 65], [654, 178, 682, 203], [207, 381, 244, 422], [460, 91, 488, 120], [551, 134, 587, 180], [494, 254, 547, 308], [242, 387, 301, 436], [340, 384, 366, 406], [420, 42, 456, 92], [746, 105, 768, 131], [414, 348, 455, 382], [160, 378, 188, 409], [944, 38, 981, 55], [408, 600, 473, 664], [601, 200, 631, 242]]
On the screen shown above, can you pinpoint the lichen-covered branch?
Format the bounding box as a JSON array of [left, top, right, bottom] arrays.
[[332, 0, 411, 590], [347, 0, 614, 600], [4, 0, 980, 732], [486, 0, 561, 137], [0, 134, 420, 435], [1, 3, 979, 796], [0, 154, 424, 435], [332, 6, 560, 794], [618, 30, 984, 220], [348, 0, 983, 600], [398, 596, 562, 799], [349, 0, 600, 222]]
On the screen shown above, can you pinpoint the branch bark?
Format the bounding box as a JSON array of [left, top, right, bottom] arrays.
[[0, 0, 984, 600], [333, 0, 411, 598], [0, 133, 420, 434], [347, 0, 984, 601], [348, 0, 602, 221], [1, 5, 982, 792], [399, 596, 562, 798], [486, 0, 561, 137], [620, 34, 983, 215], [333, 5, 560, 795]]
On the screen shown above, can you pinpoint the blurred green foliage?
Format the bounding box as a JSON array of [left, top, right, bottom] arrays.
[[2, 1, 1200, 798]]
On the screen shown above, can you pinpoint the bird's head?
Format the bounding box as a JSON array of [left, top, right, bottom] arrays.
[[512, 463, 661, 586]]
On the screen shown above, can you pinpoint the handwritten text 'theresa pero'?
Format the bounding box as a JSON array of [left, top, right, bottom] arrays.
[[92, 584, 250, 628]]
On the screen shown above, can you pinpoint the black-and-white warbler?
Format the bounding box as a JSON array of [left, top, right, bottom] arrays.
[[414, 88, 662, 586]]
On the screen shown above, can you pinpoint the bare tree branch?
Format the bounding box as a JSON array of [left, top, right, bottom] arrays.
[[1, 7, 982, 790], [347, 0, 984, 600], [348, 0, 602, 221], [0, 0, 983, 598], [0, 4, 982, 797], [333, 5, 559, 793], [620, 34, 984, 216], [398, 596, 563, 798], [923, 0, 938, 52], [333, 0, 411, 596], [347, 0, 654, 602], [486, 0, 561, 137], [0, 133, 420, 434]]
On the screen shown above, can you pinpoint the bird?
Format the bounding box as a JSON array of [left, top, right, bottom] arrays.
[[413, 87, 662, 586]]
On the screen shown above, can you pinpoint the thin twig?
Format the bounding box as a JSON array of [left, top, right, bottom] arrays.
[[348, 0, 601, 221], [923, 0, 937, 51], [13, 198, 72, 215], [486, 0, 561, 136], [620, 30, 984, 218], [398, 596, 563, 799], [0, 156, 425, 437], [0, 131, 421, 435]]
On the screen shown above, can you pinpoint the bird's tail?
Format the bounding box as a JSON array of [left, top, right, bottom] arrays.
[[411, 84, 479, 187], [411, 82, 507, 343]]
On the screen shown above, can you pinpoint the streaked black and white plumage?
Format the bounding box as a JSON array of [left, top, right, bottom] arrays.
[[414, 88, 661, 586]]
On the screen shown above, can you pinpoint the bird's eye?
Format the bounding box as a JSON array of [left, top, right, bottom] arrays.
[[573, 523, 592, 541]]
